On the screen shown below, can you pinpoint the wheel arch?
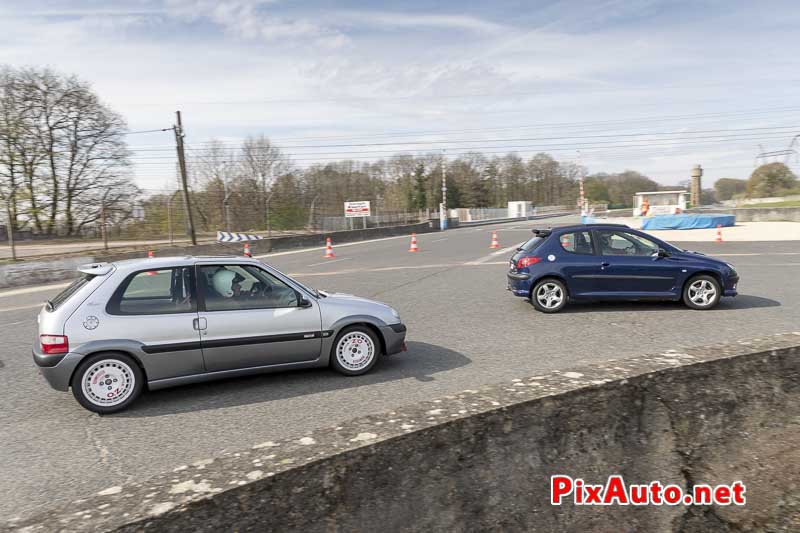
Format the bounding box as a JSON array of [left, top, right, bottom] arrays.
[[322, 318, 389, 365], [682, 270, 723, 293], [334, 321, 387, 355], [69, 348, 149, 390], [528, 273, 570, 299]]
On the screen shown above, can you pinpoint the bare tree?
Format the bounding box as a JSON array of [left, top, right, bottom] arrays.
[[241, 135, 288, 228], [0, 65, 136, 236]]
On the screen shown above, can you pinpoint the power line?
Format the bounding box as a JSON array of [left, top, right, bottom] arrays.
[[124, 137, 797, 168], [123, 127, 172, 135], [121, 130, 798, 161], [120, 105, 800, 149], [120, 124, 799, 154]]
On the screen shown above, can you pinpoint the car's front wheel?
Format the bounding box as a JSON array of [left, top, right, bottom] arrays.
[[71, 353, 144, 414], [683, 274, 721, 310], [330, 325, 380, 376], [531, 278, 568, 313]]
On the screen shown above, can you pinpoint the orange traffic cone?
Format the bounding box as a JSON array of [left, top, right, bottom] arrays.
[[408, 233, 419, 252], [489, 231, 500, 249], [715, 224, 723, 243], [324, 237, 336, 258], [243, 243, 251, 257], [145, 250, 157, 275]]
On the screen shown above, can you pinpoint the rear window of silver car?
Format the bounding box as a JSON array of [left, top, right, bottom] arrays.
[[48, 274, 96, 311]]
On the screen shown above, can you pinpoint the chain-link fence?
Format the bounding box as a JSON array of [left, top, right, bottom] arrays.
[[0, 188, 429, 259]]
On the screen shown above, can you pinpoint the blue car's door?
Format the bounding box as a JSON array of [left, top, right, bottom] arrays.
[[553, 230, 601, 297], [592, 230, 682, 297]]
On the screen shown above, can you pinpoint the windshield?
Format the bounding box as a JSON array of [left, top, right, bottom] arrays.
[[266, 265, 321, 298]]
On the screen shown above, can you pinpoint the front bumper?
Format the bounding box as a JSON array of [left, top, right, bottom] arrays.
[[723, 272, 739, 297], [33, 344, 83, 391], [380, 323, 407, 355]]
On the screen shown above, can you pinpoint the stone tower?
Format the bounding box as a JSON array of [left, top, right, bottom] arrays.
[[690, 164, 703, 207]]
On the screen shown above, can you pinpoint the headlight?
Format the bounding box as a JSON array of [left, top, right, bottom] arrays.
[[390, 307, 400, 320]]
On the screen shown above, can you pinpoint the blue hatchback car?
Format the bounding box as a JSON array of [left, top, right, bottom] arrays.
[[507, 224, 739, 313]]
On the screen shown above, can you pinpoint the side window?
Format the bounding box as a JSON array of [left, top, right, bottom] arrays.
[[108, 268, 195, 315], [559, 231, 594, 255], [596, 231, 659, 257], [200, 265, 299, 311]]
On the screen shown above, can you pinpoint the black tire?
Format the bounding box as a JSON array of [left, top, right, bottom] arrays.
[[531, 278, 569, 313], [330, 325, 381, 376], [682, 274, 722, 310], [71, 352, 144, 414]]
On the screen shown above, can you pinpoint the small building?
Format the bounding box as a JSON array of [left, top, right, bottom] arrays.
[[633, 190, 688, 217], [507, 201, 535, 218]]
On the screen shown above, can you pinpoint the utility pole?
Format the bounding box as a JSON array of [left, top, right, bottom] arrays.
[[100, 200, 109, 250], [174, 110, 197, 245], [5, 203, 16, 261], [577, 150, 586, 217], [166, 193, 173, 244], [440, 149, 447, 231]]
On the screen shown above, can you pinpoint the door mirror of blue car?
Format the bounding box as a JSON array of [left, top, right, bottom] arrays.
[[652, 248, 671, 259]]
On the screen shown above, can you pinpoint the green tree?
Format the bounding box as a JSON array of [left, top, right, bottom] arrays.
[[583, 176, 609, 203], [747, 163, 798, 198], [713, 178, 747, 201], [605, 171, 660, 208], [412, 162, 427, 209]]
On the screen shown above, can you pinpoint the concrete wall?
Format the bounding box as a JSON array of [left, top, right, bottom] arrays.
[[6, 333, 799, 532], [0, 222, 433, 289], [713, 206, 800, 222]]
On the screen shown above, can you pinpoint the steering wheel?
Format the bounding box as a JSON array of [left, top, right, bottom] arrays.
[[249, 281, 272, 298]]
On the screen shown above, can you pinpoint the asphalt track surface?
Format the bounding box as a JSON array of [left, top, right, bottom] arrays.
[[2, 216, 799, 522]]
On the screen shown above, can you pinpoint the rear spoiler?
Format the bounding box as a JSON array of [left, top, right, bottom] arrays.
[[77, 263, 114, 276], [531, 228, 552, 237]]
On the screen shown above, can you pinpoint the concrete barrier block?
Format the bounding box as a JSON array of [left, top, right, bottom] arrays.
[[5, 334, 800, 532]]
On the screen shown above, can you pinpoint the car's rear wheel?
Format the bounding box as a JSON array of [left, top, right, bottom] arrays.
[[531, 278, 568, 313], [330, 326, 380, 376], [71, 353, 144, 414], [683, 275, 721, 310]]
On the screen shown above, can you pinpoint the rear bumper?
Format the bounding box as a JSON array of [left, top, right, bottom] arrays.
[[380, 323, 407, 355], [33, 345, 83, 391], [507, 272, 532, 297]]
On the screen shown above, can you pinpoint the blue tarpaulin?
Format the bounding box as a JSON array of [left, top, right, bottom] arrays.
[[641, 214, 736, 230]]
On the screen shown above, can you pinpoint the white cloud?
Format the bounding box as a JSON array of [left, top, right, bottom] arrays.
[[165, 0, 349, 48], [1, 0, 799, 189], [328, 11, 508, 34]]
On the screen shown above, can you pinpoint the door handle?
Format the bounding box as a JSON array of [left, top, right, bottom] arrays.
[[193, 317, 207, 331], [600, 262, 610, 268]]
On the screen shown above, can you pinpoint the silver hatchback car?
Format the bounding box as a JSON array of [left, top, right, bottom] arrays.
[[33, 256, 407, 413]]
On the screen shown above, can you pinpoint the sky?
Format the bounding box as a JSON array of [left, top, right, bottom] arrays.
[[2, 0, 800, 192]]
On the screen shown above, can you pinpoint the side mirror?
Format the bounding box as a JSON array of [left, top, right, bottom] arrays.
[[298, 297, 312, 308], [652, 248, 670, 259]]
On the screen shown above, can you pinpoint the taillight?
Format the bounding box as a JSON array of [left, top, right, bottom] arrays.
[[516, 256, 542, 268], [40, 335, 69, 355]]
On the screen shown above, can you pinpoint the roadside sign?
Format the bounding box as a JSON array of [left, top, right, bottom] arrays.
[[217, 231, 263, 242], [344, 201, 371, 218]]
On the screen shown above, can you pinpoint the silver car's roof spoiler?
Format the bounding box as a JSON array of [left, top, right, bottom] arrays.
[[77, 263, 114, 276]]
